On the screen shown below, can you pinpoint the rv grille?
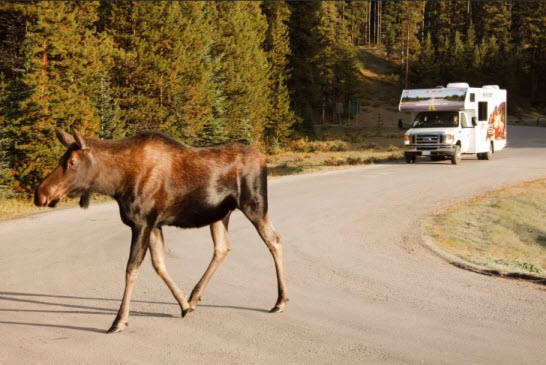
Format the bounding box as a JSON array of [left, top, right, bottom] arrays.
[[415, 134, 441, 144]]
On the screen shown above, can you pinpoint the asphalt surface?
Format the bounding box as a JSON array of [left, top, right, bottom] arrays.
[[1, 125, 545, 364]]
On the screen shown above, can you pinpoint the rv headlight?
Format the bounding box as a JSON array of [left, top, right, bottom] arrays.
[[445, 134, 455, 144], [404, 135, 411, 145]]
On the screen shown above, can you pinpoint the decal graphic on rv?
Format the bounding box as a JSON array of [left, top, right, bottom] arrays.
[[400, 88, 467, 112], [487, 102, 506, 142]]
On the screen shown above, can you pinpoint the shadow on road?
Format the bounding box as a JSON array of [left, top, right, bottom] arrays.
[[0, 291, 266, 333]]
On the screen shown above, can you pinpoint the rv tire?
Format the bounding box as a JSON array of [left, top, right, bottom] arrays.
[[484, 143, 493, 160], [405, 153, 416, 164], [451, 145, 461, 165]]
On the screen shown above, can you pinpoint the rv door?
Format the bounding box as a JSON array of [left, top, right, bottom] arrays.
[[459, 112, 472, 153]]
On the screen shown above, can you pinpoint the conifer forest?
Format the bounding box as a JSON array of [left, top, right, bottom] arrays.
[[1, 1, 546, 195]]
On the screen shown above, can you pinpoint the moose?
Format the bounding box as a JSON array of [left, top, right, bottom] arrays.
[[34, 127, 288, 333]]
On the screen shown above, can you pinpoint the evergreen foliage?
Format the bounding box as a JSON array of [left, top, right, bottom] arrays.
[[1, 1, 546, 195], [2, 2, 113, 193], [261, 1, 295, 151]]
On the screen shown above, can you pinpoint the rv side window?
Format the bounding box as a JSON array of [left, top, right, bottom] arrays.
[[478, 102, 488, 121], [460, 113, 471, 128], [470, 93, 475, 102]]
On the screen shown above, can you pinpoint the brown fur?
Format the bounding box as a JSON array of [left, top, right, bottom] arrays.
[[34, 128, 288, 333]]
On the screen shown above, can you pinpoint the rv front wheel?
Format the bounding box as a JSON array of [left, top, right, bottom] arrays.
[[451, 145, 461, 165], [405, 153, 416, 164]]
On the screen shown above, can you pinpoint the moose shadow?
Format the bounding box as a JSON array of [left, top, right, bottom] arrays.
[[0, 291, 266, 333]]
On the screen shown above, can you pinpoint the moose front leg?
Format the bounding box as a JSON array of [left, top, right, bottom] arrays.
[[107, 226, 151, 334]]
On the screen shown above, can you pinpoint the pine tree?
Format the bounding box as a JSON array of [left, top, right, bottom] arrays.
[[414, 32, 438, 87], [384, 1, 424, 88], [4, 2, 114, 193], [423, 1, 451, 52], [212, 2, 270, 146], [331, 2, 360, 105], [99, 2, 219, 145], [97, 71, 124, 140], [343, 1, 370, 47], [287, 1, 359, 133], [0, 73, 14, 195], [449, 30, 466, 81], [168, 2, 219, 145], [171, 2, 225, 146], [0, 3, 31, 194], [511, 2, 546, 105], [106, 2, 169, 134], [287, 1, 322, 134], [261, 1, 295, 151]]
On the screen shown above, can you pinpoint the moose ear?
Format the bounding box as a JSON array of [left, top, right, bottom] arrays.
[[71, 128, 89, 151], [55, 127, 76, 147]]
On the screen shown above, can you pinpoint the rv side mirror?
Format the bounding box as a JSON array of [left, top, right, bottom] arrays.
[[472, 117, 478, 126]]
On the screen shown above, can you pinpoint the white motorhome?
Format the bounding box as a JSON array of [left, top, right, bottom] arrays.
[[399, 82, 507, 164]]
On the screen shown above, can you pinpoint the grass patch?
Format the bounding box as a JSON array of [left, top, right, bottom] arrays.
[[424, 179, 546, 276], [0, 194, 113, 222], [266, 149, 403, 176], [0, 194, 42, 221], [267, 127, 405, 176]]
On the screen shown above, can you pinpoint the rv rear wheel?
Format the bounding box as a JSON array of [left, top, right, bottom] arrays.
[[484, 143, 493, 160], [478, 143, 493, 160]]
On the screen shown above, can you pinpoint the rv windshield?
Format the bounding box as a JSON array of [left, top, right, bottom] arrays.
[[410, 112, 459, 128]]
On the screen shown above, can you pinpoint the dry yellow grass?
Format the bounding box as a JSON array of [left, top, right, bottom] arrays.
[[0, 194, 111, 222], [266, 149, 403, 176], [0, 195, 41, 221], [424, 179, 546, 275], [267, 129, 405, 176]]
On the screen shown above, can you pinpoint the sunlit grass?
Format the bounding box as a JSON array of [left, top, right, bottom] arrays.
[[267, 130, 405, 176], [0, 193, 112, 222], [424, 179, 546, 275], [266, 149, 403, 176], [0, 194, 41, 221]]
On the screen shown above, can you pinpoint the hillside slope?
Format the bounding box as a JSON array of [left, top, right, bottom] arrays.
[[355, 47, 546, 127], [354, 47, 408, 129]]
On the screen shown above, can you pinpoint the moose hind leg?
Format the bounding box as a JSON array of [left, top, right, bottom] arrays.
[[254, 215, 288, 313], [187, 213, 231, 314], [107, 226, 150, 334], [149, 227, 191, 317]]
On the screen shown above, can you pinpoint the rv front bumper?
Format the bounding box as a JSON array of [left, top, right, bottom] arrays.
[[404, 144, 457, 157]]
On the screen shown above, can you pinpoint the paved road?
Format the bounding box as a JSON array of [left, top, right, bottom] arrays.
[[1, 126, 545, 364]]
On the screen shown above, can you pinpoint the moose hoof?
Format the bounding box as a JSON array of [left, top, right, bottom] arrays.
[[106, 321, 127, 334], [181, 307, 194, 318], [269, 305, 284, 313], [106, 325, 124, 334]]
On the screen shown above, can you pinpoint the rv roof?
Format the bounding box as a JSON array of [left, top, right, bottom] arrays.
[[446, 82, 469, 88], [482, 85, 500, 90]]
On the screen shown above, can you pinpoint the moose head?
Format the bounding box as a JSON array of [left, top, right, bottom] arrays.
[[34, 127, 97, 209]]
